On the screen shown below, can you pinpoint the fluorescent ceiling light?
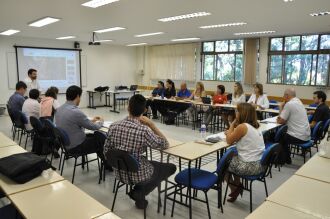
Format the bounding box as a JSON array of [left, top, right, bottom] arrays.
[[56, 36, 76, 40], [158, 12, 211, 22], [200, 22, 247, 29], [0, 29, 20, 36], [94, 27, 125, 33], [82, 0, 119, 8], [310, 11, 330, 17], [234, 31, 276, 36], [135, 32, 164, 37], [28, 17, 60, 27], [171, 38, 200, 42], [94, 39, 113, 42], [283, 0, 293, 2], [127, 43, 147, 46]]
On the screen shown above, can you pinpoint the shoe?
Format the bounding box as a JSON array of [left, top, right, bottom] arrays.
[[227, 186, 243, 202], [286, 158, 292, 164], [229, 183, 243, 197], [135, 200, 148, 209]]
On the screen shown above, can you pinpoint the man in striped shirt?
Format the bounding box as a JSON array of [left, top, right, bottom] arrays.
[[104, 94, 176, 209]]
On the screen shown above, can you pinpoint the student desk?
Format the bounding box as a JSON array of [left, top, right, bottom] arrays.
[[0, 132, 17, 148], [86, 91, 111, 109], [266, 175, 330, 218], [246, 201, 319, 219], [295, 154, 330, 184], [167, 138, 184, 148], [9, 180, 110, 219], [107, 90, 140, 113], [93, 212, 122, 219], [0, 145, 64, 195]]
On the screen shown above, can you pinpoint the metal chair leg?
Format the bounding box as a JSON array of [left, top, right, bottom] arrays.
[[72, 158, 77, 183], [249, 180, 253, 213], [264, 179, 269, 197], [111, 180, 121, 211], [204, 191, 211, 219], [171, 185, 177, 217]]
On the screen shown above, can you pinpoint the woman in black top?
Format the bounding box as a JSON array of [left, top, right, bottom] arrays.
[[164, 79, 176, 98]]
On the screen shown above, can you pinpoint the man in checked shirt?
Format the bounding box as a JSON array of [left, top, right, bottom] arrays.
[[104, 94, 176, 209]]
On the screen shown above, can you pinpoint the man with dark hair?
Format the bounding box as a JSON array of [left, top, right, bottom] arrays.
[[55, 85, 104, 156], [104, 94, 176, 209], [24, 68, 41, 93], [309, 91, 330, 128], [22, 89, 40, 130], [8, 81, 27, 119]]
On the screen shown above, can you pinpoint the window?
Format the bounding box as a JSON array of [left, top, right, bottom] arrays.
[[201, 39, 244, 81], [268, 34, 330, 86]]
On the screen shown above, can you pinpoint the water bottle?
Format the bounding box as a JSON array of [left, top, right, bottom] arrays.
[[200, 123, 207, 139], [161, 92, 164, 99]]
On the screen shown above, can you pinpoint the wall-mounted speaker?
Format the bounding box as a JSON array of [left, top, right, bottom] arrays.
[[74, 41, 80, 49]]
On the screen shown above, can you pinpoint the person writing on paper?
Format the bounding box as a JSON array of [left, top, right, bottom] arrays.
[[55, 85, 104, 157], [225, 103, 265, 202], [308, 91, 330, 128], [277, 88, 310, 164], [204, 85, 227, 127], [104, 94, 176, 209], [228, 82, 246, 124], [24, 68, 41, 93]]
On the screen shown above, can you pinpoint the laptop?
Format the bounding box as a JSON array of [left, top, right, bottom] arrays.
[[201, 97, 211, 104], [130, 85, 138, 91]]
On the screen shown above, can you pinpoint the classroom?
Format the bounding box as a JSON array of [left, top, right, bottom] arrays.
[[0, 0, 330, 218]]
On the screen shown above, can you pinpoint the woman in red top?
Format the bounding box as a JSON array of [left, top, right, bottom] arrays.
[[204, 85, 227, 127]]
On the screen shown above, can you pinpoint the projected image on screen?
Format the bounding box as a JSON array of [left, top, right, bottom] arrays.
[[16, 47, 81, 93]]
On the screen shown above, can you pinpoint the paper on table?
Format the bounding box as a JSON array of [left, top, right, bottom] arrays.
[[261, 116, 278, 123], [205, 132, 226, 141], [102, 121, 113, 128]]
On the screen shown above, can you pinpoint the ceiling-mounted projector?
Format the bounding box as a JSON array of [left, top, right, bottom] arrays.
[[89, 32, 101, 45]]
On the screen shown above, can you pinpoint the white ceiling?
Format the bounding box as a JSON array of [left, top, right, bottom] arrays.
[[0, 0, 329, 46]]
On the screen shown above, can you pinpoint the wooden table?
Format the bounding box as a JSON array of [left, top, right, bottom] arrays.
[[295, 154, 330, 184], [246, 201, 319, 219], [0, 145, 26, 158], [267, 175, 330, 218], [93, 212, 121, 219], [167, 137, 184, 148], [0, 132, 17, 148], [9, 180, 110, 219], [107, 90, 140, 113]]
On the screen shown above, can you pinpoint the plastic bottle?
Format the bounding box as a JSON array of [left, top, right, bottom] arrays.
[[200, 123, 207, 139]]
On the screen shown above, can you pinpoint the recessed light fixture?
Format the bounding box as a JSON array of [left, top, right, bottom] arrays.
[[94, 39, 113, 42], [82, 0, 119, 8], [200, 22, 247, 29], [234, 31, 276, 36], [28, 17, 60, 27], [94, 27, 125, 33], [310, 11, 330, 17], [135, 32, 164, 37], [127, 43, 147, 46], [158, 12, 211, 22], [171, 37, 200, 42], [56, 36, 76, 40], [283, 0, 294, 2], [0, 29, 20, 36]]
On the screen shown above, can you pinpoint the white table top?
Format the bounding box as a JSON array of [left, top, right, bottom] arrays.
[[0, 132, 17, 148], [0, 145, 26, 158], [9, 180, 110, 219], [295, 154, 330, 184], [93, 212, 121, 219], [267, 175, 330, 218], [246, 201, 320, 219], [107, 90, 140, 94]]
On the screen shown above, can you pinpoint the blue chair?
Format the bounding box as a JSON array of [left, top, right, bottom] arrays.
[[171, 147, 236, 219], [224, 143, 280, 213], [264, 125, 287, 148], [309, 103, 318, 107], [321, 119, 330, 141], [16, 111, 34, 148], [308, 114, 313, 123], [292, 121, 323, 163]]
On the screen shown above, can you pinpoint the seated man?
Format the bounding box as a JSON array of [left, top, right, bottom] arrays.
[[308, 91, 330, 128], [22, 89, 40, 131], [55, 85, 104, 156], [104, 94, 176, 209], [8, 81, 27, 120], [145, 81, 165, 119], [277, 88, 311, 164], [177, 82, 191, 99]]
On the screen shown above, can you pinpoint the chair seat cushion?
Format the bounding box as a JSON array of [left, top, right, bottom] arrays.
[[265, 141, 274, 148], [295, 140, 313, 148], [175, 168, 217, 190]]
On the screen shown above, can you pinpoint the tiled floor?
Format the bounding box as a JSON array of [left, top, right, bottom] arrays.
[[0, 107, 318, 219]]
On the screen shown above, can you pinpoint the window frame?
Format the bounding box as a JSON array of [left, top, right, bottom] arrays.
[[267, 33, 330, 86], [201, 39, 244, 82]]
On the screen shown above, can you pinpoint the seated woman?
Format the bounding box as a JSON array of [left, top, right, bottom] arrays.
[[40, 86, 60, 121], [186, 82, 206, 120], [247, 83, 269, 120], [145, 81, 165, 119], [156, 79, 177, 124], [228, 82, 246, 124], [224, 103, 265, 202], [204, 85, 227, 127]]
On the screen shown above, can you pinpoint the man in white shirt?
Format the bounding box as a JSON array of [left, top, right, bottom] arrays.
[[277, 88, 311, 164], [22, 89, 40, 130], [24, 68, 41, 93]]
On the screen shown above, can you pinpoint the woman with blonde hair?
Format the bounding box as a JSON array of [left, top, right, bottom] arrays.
[[224, 103, 265, 202], [187, 82, 207, 120], [228, 82, 246, 123]]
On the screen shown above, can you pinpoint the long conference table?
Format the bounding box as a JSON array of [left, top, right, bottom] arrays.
[[0, 132, 120, 219], [247, 152, 330, 219]]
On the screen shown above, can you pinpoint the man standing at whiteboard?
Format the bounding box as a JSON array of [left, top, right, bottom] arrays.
[[24, 68, 41, 93]]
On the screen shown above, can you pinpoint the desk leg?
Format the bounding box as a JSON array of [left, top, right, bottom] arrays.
[[163, 154, 171, 215], [110, 93, 120, 113], [188, 161, 192, 219], [88, 92, 96, 109]]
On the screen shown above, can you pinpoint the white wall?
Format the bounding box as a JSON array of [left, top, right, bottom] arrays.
[[138, 38, 330, 100], [0, 36, 138, 107]]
